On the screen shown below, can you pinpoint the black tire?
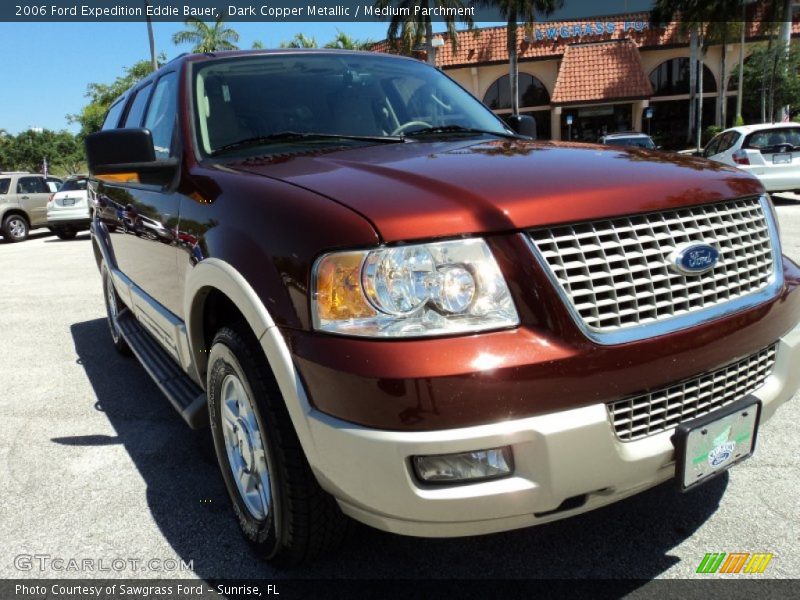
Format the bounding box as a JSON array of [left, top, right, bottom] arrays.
[[102, 264, 131, 356], [55, 228, 78, 240], [2, 214, 29, 242], [207, 323, 349, 567]]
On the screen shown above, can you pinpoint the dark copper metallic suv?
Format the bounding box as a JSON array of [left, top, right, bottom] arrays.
[[84, 50, 800, 566]]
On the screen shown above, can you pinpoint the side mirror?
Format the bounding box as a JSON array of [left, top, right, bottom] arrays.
[[506, 115, 536, 139], [85, 128, 177, 187]]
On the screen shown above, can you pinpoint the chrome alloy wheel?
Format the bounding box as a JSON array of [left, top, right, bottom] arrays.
[[220, 373, 272, 521], [104, 273, 121, 341], [7, 217, 27, 239]]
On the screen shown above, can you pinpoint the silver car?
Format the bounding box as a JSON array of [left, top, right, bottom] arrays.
[[0, 172, 53, 242]]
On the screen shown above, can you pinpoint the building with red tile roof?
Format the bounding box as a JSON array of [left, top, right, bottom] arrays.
[[373, 8, 800, 147]]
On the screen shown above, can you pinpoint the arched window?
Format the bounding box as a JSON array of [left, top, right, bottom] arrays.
[[483, 73, 550, 109], [649, 58, 717, 96]]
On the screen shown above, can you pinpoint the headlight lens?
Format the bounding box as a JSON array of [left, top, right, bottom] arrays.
[[312, 238, 519, 337]]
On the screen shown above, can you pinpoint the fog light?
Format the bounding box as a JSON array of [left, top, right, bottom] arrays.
[[412, 447, 513, 484]]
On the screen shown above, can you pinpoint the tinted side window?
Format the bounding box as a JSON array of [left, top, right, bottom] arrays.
[[60, 179, 88, 192], [124, 83, 153, 128], [744, 128, 800, 149], [102, 99, 127, 130], [0, 178, 9, 195], [144, 72, 178, 158], [17, 177, 47, 194]]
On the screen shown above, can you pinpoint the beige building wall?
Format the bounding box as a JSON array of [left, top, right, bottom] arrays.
[[447, 60, 560, 105], [445, 40, 758, 140]]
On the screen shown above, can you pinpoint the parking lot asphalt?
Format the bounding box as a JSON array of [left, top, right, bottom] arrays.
[[1, 196, 799, 587]]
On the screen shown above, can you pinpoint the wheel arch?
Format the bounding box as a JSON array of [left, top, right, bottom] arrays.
[[1, 207, 30, 225], [184, 258, 316, 447]]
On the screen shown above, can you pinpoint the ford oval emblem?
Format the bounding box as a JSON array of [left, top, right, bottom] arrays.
[[669, 242, 719, 275]]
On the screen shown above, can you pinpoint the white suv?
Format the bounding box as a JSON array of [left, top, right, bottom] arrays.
[[46, 175, 94, 240], [703, 123, 800, 193]]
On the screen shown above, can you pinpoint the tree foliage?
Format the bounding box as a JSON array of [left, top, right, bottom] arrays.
[[0, 129, 84, 175], [67, 56, 163, 139], [733, 42, 800, 122], [375, 0, 474, 64], [172, 16, 240, 53], [279, 33, 318, 48], [324, 30, 373, 50]]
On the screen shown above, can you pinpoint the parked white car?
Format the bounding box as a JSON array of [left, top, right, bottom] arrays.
[[703, 123, 800, 193], [46, 175, 94, 240]]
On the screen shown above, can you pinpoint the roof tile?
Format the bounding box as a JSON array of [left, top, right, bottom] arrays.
[[372, 8, 800, 70], [551, 39, 653, 104]]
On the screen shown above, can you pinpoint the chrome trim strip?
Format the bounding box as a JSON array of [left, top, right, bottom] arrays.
[[525, 195, 784, 346]]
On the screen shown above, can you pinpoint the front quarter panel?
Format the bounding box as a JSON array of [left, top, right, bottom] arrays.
[[177, 165, 380, 332]]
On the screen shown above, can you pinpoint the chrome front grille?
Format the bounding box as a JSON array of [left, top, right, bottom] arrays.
[[529, 197, 776, 336], [609, 345, 777, 441]]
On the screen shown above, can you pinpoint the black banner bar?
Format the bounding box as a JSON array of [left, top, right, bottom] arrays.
[[2, 579, 800, 600]]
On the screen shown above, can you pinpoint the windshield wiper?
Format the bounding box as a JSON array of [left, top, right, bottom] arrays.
[[401, 125, 522, 140], [210, 131, 405, 157]]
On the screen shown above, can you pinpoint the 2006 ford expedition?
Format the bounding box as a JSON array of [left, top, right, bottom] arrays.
[[84, 50, 800, 566]]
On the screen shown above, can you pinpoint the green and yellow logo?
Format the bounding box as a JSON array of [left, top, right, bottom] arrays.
[[696, 552, 773, 574]]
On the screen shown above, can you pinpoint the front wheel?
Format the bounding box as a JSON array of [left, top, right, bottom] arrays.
[[102, 265, 131, 356], [207, 324, 349, 566], [2, 214, 29, 242]]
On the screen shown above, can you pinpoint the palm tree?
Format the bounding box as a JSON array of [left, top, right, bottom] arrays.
[[374, 0, 474, 66], [279, 33, 317, 48], [651, 1, 710, 147], [324, 30, 372, 50], [172, 16, 240, 53], [484, 0, 563, 116], [143, 0, 158, 71], [706, 17, 742, 128], [251, 40, 265, 49]]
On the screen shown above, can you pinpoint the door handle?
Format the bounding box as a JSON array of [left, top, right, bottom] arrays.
[[21, 195, 29, 199]]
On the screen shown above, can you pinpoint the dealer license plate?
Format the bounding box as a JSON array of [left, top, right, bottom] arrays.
[[673, 397, 760, 491], [772, 153, 791, 164]]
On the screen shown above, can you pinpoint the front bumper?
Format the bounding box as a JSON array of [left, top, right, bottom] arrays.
[[293, 322, 800, 537]]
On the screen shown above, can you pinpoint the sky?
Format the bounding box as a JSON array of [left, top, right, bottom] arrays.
[[0, 1, 647, 135], [0, 21, 396, 134]]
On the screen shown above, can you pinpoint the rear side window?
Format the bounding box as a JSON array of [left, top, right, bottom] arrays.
[[745, 127, 800, 151], [0, 178, 9, 195], [144, 72, 178, 158], [124, 83, 153, 128], [17, 177, 48, 194], [102, 99, 126, 130]]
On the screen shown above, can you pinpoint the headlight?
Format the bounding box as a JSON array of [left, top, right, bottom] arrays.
[[312, 238, 519, 338]]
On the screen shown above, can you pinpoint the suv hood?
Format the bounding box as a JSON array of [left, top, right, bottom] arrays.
[[229, 139, 764, 242]]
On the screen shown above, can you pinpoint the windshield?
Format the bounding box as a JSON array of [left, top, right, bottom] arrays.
[[193, 53, 510, 158], [606, 137, 655, 149], [59, 178, 88, 192]]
